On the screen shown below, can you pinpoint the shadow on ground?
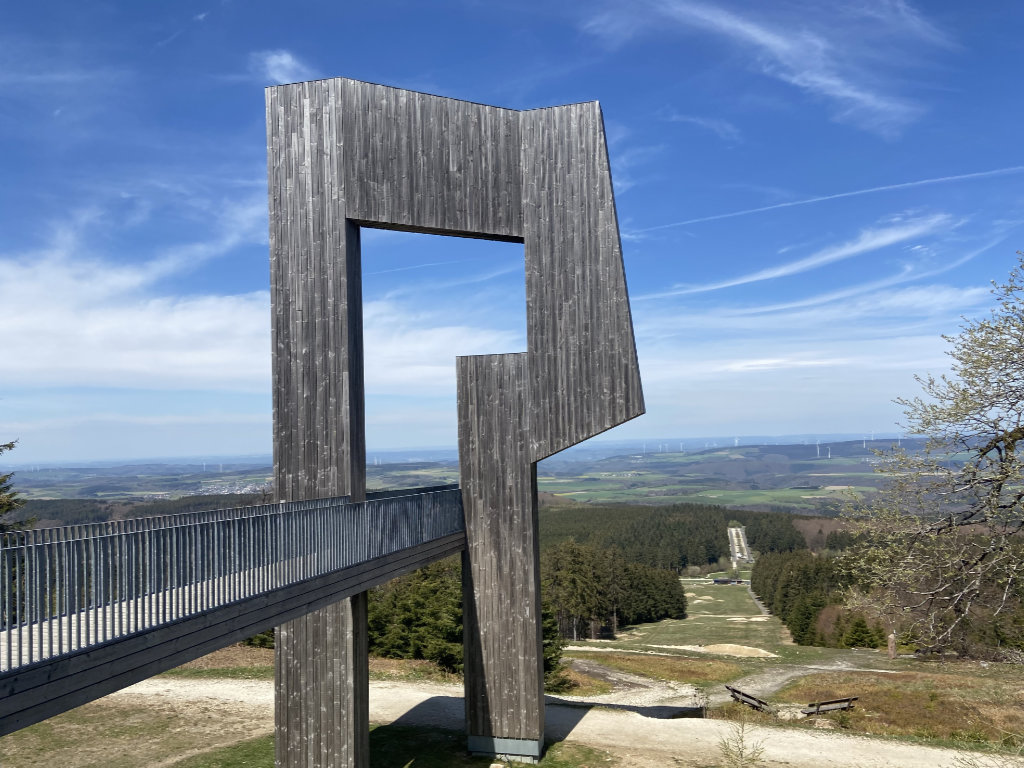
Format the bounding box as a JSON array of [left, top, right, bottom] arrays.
[[373, 693, 701, 765]]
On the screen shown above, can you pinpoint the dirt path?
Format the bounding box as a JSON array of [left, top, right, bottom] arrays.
[[104, 676, 1020, 768], [564, 657, 700, 713]]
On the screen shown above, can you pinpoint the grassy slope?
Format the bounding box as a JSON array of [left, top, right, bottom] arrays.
[[167, 728, 613, 768], [566, 576, 1024, 753]]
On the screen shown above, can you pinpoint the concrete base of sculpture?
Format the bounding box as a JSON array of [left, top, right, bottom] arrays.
[[468, 735, 543, 763]]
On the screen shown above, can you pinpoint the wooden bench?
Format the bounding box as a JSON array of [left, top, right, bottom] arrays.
[[801, 697, 858, 715], [725, 685, 773, 713]]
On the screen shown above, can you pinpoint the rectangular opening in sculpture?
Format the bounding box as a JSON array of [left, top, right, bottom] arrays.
[[361, 228, 525, 478]]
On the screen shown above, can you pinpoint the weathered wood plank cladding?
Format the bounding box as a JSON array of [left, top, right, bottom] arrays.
[[458, 354, 543, 745], [266, 76, 644, 764], [342, 81, 522, 240], [521, 103, 644, 460]]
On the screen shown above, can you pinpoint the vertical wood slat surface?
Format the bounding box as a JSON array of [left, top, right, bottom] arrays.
[[266, 76, 645, 764], [458, 353, 543, 743], [267, 80, 368, 768], [341, 80, 522, 240], [521, 102, 644, 462]]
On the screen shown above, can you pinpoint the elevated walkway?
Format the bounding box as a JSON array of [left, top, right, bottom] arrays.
[[0, 485, 464, 736]]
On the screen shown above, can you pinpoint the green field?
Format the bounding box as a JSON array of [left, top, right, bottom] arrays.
[[9, 439, 908, 514]]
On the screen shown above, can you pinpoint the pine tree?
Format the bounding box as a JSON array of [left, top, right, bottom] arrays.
[[842, 615, 878, 648], [0, 440, 25, 534]]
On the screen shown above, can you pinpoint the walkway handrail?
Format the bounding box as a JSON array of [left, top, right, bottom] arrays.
[[1, 485, 463, 673]]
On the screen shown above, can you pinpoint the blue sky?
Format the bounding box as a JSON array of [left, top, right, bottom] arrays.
[[1, 0, 1022, 463]]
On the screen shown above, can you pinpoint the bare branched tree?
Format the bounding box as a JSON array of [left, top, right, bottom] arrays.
[[842, 253, 1024, 655]]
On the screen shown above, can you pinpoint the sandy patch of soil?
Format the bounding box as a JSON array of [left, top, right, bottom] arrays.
[[565, 645, 673, 656], [176, 644, 273, 670], [648, 643, 778, 658]]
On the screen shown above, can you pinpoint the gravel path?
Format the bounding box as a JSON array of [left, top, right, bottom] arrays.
[[109, 676, 1022, 768]]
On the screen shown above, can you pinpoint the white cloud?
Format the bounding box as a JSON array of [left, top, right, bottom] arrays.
[[639, 166, 1024, 233], [0, 219, 524, 398], [0, 250, 271, 391], [249, 50, 315, 85], [363, 299, 523, 396], [666, 114, 742, 143], [585, 0, 950, 136], [640, 213, 953, 298]]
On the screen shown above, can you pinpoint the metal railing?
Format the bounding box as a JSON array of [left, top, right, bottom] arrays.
[[1, 485, 462, 672]]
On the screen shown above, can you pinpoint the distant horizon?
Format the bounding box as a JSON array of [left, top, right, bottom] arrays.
[[0, 431, 910, 469]]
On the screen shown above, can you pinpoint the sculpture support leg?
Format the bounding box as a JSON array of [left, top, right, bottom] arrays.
[[459, 354, 544, 762], [275, 594, 369, 768]]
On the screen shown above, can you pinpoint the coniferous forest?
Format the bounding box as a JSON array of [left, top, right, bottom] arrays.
[[749, 550, 885, 648], [540, 502, 805, 571]]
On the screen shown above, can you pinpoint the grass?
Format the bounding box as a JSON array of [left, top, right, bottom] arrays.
[[570, 582, 791, 658], [159, 648, 460, 686], [161, 665, 275, 681], [773, 667, 1024, 748], [0, 698, 259, 768], [165, 727, 617, 768], [554, 666, 616, 696], [568, 651, 744, 686]]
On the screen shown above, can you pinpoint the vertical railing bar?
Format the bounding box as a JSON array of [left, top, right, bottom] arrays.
[[61, 537, 68, 657], [158, 526, 165, 624], [232, 519, 238, 604], [245, 515, 252, 603], [46, 540, 53, 659], [82, 536, 90, 651], [3, 544, 9, 671], [213, 521, 220, 610], [16, 534, 22, 667], [72, 537, 81, 653], [203, 521, 210, 614], [95, 534, 102, 646], [191, 521, 198, 617], [34, 540, 44, 663], [144, 525, 152, 632], [103, 532, 110, 642], [175, 524, 181, 620], [130, 530, 138, 635], [118, 529, 124, 637], [161, 528, 167, 625]]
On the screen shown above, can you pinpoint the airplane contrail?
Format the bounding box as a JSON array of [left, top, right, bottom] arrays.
[[635, 165, 1024, 232]]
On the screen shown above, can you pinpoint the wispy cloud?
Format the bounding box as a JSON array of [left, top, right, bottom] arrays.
[[0, 250, 271, 391], [249, 50, 315, 85], [585, 0, 950, 136], [666, 113, 742, 143], [610, 144, 664, 194], [380, 262, 523, 301], [637, 166, 1024, 232], [846, 0, 955, 49], [728, 236, 1007, 316], [363, 300, 522, 395], [0, 191, 273, 392], [639, 213, 953, 298]]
